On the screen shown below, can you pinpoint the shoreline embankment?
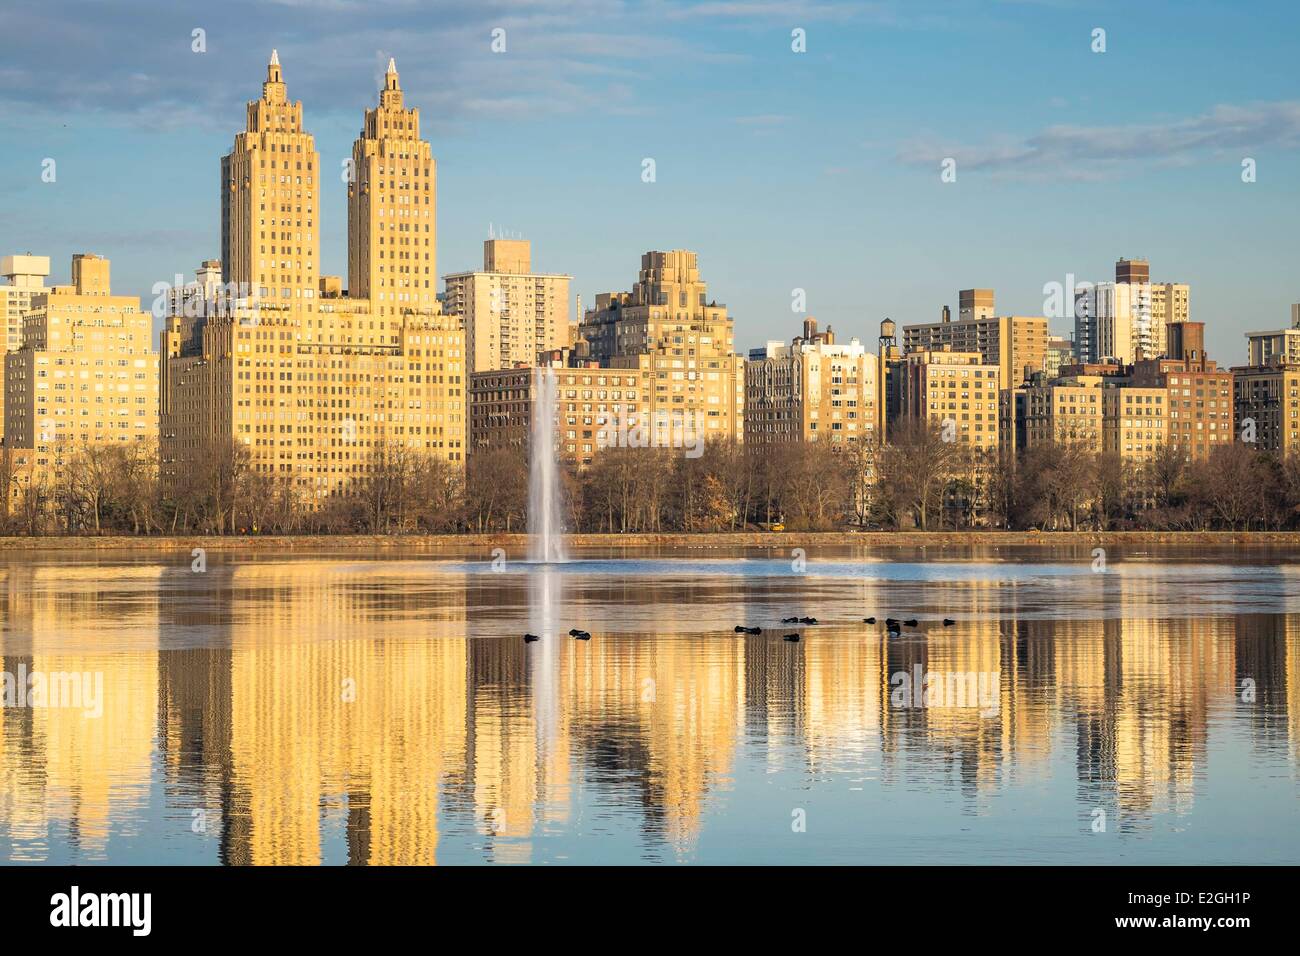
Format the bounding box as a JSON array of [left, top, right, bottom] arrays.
[[2, 530, 1299, 554]]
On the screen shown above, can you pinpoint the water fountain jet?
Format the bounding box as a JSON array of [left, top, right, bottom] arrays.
[[528, 365, 566, 563]]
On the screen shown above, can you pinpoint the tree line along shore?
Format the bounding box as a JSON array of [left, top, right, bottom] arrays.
[[2, 421, 1298, 537]]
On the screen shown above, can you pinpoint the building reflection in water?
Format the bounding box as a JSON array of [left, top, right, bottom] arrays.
[[0, 554, 1297, 863], [1, 565, 159, 861]]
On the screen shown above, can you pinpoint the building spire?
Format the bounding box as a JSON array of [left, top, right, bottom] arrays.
[[264, 49, 285, 100], [385, 57, 400, 92]]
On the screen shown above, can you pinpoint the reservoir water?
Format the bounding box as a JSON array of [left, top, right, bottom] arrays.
[[1, 543, 1296, 864]]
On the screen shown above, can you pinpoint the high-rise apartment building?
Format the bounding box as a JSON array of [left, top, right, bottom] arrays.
[[1245, 305, 1300, 367], [892, 349, 1001, 451], [166, 259, 225, 318], [443, 238, 571, 376], [1072, 282, 1102, 365], [1043, 335, 1075, 380], [1003, 368, 1170, 463], [1074, 259, 1185, 364], [1017, 373, 1105, 452], [1, 254, 50, 443], [578, 250, 744, 446], [469, 347, 651, 469], [903, 294, 1047, 388], [1232, 364, 1300, 455], [1074, 280, 1140, 364], [1245, 327, 1300, 367], [745, 318, 879, 446], [1102, 385, 1169, 461], [164, 54, 465, 501], [1129, 322, 1231, 460], [1150, 281, 1190, 353], [347, 59, 436, 316], [4, 255, 159, 483]]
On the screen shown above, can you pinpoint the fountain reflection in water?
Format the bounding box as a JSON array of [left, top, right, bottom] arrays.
[[528, 565, 563, 763], [526, 365, 566, 769], [527, 365, 566, 564]]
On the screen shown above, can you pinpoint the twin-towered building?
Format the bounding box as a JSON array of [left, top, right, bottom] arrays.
[[162, 53, 465, 501]]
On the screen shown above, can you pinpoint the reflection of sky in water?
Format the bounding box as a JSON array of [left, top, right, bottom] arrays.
[[1, 548, 1297, 865]]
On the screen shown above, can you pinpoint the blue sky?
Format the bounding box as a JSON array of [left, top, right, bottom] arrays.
[[1, 0, 1297, 361]]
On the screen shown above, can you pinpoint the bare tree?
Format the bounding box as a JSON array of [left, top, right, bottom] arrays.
[[1091, 451, 1130, 530], [0, 451, 12, 533], [875, 419, 963, 531], [115, 438, 162, 534], [843, 437, 879, 528], [356, 440, 416, 533], [778, 440, 851, 530], [1187, 444, 1282, 530], [190, 438, 251, 534], [465, 446, 527, 531], [70, 442, 119, 534], [1010, 440, 1098, 530], [409, 455, 463, 532]]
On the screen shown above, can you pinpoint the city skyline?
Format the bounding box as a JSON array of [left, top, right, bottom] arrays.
[[0, 37, 1278, 528], [4, 0, 1299, 913], [3, 1, 1299, 363]]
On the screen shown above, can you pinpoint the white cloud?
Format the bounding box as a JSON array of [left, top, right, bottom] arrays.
[[897, 101, 1300, 179]]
